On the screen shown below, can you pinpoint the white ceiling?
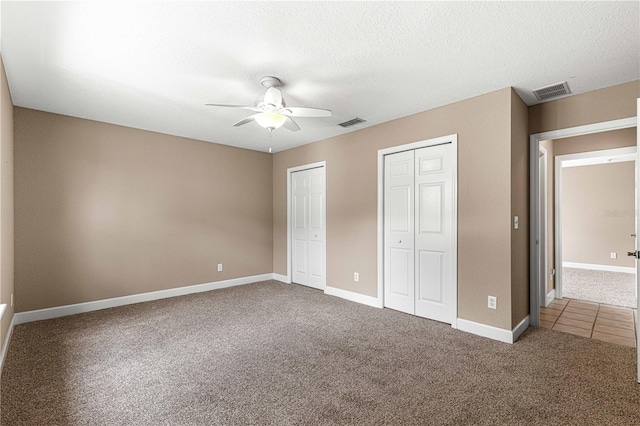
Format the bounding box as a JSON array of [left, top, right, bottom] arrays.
[[1, 1, 638, 153]]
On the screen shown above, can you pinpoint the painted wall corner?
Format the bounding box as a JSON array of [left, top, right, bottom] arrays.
[[0, 53, 15, 354]]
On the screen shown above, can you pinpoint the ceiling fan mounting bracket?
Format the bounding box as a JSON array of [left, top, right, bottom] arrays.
[[260, 76, 282, 88]]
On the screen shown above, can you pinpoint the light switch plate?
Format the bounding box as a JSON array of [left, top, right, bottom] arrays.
[[513, 216, 519, 229]]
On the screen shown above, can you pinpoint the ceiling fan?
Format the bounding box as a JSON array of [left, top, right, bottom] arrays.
[[206, 76, 331, 133]]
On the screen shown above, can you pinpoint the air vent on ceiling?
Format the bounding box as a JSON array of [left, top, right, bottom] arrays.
[[532, 81, 571, 102], [338, 117, 367, 128]]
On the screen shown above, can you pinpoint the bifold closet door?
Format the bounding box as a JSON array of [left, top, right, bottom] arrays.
[[384, 150, 416, 314], [292, 167, 326, 289], [413, 144, 454, 324], [384, 143, 454, 324]]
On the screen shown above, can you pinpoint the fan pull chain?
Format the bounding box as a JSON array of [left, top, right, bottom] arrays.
[[268, 127, 273, 153]]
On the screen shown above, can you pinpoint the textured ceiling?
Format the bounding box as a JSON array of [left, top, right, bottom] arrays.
[[1, 1, 638, 153]]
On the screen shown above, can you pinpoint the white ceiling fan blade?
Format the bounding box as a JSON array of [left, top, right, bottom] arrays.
[[232, 114, 260, 127], [283, 116, 300, 132], [264, 87, 283, 108], [205, 104, 262, 112], [282, 107, 331, 118]]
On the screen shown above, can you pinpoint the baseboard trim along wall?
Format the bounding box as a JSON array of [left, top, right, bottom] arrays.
[[1, 314, 16, 372], [14, 273, 274, 325], [563, 262, 635, 274], [273, 273, 291, 283], [545, 289, 556, 307], [457, 315, 530, 344], [324, 285, 383, 308]]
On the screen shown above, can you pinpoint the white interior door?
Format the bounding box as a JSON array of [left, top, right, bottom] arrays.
[[384, 142, 455, 324], [384, 150, 415, 314], [292, 167, 325, 289], [414, 144, 454, 323]]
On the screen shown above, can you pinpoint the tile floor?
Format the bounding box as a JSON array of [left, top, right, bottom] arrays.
[[539, 298, 638, 348]]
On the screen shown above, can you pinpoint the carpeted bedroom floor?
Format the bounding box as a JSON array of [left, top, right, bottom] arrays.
[[562, 267, 637, 308], [2, 280, 639, 425]]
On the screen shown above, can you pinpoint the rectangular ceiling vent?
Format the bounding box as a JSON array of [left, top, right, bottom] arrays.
[[532, 81, 571, 102], [338, 117, 367, 128]]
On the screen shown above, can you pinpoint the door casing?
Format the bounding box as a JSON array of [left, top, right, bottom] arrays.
[[528, 117, 637, 327]]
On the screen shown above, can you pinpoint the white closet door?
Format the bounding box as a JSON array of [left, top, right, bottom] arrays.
[[414, 144, 454, 323], [384, 150, 415, 314], [292, 167, 325, 289]]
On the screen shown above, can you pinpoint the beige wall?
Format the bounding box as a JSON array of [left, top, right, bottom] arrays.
[[562, 162, 635, 267], [1, 55, 15, 356], [529, 80, 640, 134], [510, 90, 529, 327], [553, 127, 637, 157], [274, 88, 525, 330], [14, 108, 273, 312]]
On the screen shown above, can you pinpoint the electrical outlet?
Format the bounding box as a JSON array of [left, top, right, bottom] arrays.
[[217, 263, 223, 272], [513, 216, 519, 229], [610, 252, 617, 259], [488, 296, 497, 310], [354, 272, 359, 282]]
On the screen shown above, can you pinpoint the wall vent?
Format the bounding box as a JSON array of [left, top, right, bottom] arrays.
[[338, 117, 367, 128], [532, 81, 571, 102]]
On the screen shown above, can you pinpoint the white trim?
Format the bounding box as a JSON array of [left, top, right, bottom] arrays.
[[512, 315, 530, 343], [324, 285, 383, 308], [273, 273, 291, 283], [14, 273, 273, 325], [457, 315, 529, 344], [286, 161, 327, 289], [562, 262, 636, 274], [0, 303, 6, 321], [0, 314, 15, 372], [558, 146, 637, 167], [377, 134, 458, 328], [529, 116, 637, 326], [538, 146, 548, 308], [545, 289, 556, 307]]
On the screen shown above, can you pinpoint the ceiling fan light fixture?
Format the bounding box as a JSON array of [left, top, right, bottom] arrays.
[[255, 112, 287, 130]]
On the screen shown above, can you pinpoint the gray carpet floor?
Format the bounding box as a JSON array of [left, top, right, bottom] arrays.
[[2, 280, 640, 425], [563, 267, 637, 308]]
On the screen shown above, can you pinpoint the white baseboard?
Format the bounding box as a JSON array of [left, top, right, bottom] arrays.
[[545, 289, 555, 307], [563, 262, 635, 274], [1, 314, 15, 373], [324, 285, 383, 308], [273, 273, 291, 283], [512, 315, 530, 342], [457, 315, 530, 344], [14, 273, 274, 325]]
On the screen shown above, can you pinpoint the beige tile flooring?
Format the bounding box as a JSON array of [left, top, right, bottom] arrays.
[[540, 298, 638, 348]]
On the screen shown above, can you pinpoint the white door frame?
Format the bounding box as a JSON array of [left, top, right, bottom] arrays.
[[528, 117, 637, 326], [538, 146, 549, 307], [377, 134, 458, 328], [554, 146, 637, 300], [286, 161, 327, 287]]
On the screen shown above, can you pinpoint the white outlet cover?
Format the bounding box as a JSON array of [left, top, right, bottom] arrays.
[[488, 296, 497, 309]]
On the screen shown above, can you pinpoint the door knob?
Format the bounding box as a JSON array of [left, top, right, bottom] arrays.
[[398, 240, 402, 244]]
